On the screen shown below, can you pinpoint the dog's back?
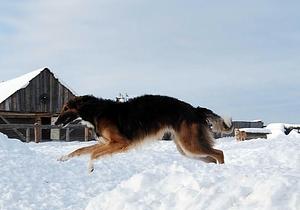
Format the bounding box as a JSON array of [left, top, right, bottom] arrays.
[[115, 95, 207, 139]]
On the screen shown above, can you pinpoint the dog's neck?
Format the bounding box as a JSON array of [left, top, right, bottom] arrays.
[[76, 99, 116, 138], [80, 119, 95, 130]]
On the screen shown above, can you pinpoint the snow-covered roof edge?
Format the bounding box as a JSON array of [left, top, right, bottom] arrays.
[[233, 119, 263, 122], [239, 128, 271, 134], [0, 67, 77, 104], [0, 68, 44, 103]]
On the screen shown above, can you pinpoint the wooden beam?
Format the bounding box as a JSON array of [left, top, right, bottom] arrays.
[[0, 123, 88, 141], [0, 124, 85, 129], [84, 127, 89, 141], [34, 122, 41, 143], [0, 115, 26, 141], [0, 111, 59, 118], [26, 128, 30, 143], [66, 128, 70, 141]]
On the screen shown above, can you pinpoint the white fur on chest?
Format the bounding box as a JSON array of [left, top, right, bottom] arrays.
[[80, 119, 95, 129]]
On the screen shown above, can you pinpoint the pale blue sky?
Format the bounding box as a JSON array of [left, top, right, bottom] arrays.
[[0, 0, 299, 124]]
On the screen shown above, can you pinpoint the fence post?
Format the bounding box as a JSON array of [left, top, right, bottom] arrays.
[[66, 128, 70, 141], [34, 121, 41, 143], [84, 127, 89, 141], [26, 128, 30, 143]]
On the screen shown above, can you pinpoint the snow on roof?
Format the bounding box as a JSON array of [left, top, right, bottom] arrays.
[[0, 68, 45, 103], [239, 128, 271, 134], [267, 123, 300, 130], [234, 119, 263, 122]]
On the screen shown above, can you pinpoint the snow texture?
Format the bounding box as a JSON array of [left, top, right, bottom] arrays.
[[0, 125, 299, 210]]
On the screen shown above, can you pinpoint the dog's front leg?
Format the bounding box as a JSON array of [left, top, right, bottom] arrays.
[[88, 159, 95, 173], [57, 155, 70, 162], [57, 144, 101, 162], [87, 141, 129, 173]]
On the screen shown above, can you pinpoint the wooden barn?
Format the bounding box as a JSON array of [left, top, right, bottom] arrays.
[[0, 68, 90, 142], [233, 120, 264, 129]]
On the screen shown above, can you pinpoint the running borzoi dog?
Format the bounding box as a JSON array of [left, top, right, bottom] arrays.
[[55, 95, 233, 172]]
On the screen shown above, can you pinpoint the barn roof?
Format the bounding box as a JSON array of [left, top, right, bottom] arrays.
[[0, 67, 75, 104], [0, 68, 43, 104]]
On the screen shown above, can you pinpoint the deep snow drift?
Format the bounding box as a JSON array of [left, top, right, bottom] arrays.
[[0, 126, 299, 210]]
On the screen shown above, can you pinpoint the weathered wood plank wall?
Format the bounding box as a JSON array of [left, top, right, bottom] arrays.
[[0, 68, 75, 113]]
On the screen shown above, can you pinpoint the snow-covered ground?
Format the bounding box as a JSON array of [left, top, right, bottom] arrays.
[[0, 127, 299, 210]]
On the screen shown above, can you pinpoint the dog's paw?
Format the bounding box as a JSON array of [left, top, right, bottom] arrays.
[[88, 161, 94, 174], [89, 167, 94, 174], [57, 155, 69, 162]]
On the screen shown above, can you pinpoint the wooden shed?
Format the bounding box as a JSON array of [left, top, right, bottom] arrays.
[[235, 128, 271, 141], [214, 120, 265, 138], [0, 68, 88, 142]]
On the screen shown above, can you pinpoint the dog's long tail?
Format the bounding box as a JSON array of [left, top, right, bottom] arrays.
[[196, 107, 233, 134]]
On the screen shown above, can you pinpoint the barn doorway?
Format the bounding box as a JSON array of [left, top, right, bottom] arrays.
[[41, 117, 51, 140]]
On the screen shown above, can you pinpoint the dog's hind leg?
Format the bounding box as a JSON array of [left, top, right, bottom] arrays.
[[198, 156, 217, 163], [175, 122, 225, 164], [86, 126, 130, 173], [174, 139, 218, 163], [175, 138, 220, 163], [203, 148, 224, 164], [174, 140, 186, 156]]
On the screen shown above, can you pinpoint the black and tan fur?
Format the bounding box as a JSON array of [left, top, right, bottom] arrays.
[[55, 95, 233, 172]]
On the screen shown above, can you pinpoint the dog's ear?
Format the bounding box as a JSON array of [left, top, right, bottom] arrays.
[[67, 95, 96, 110], [67, 98, 78, 109]]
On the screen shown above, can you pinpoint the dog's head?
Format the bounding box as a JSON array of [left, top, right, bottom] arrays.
[[221, 116, 234, 134], [209, 116, 234, 134], [54, 98, 80, 127], [55, 95, 101, 127]]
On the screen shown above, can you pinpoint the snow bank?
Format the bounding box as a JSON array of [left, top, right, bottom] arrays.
[[266, 123, 300, 138], [266, 123, 286, 139], [86, 137, 300, 210], [86, 163, 202, 210], [0, 129, 299, 210], [0, 133, 32, 155], [0, 133, 93, 210]]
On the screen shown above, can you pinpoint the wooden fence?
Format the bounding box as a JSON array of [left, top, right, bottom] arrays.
[[0, 123, 93, 143]]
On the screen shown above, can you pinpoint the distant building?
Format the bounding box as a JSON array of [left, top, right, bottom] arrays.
[[0, 68, 87, 141], [235, 128, 271, 141], [233, 120, 264, 129], [214, 120, 265, 138]]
